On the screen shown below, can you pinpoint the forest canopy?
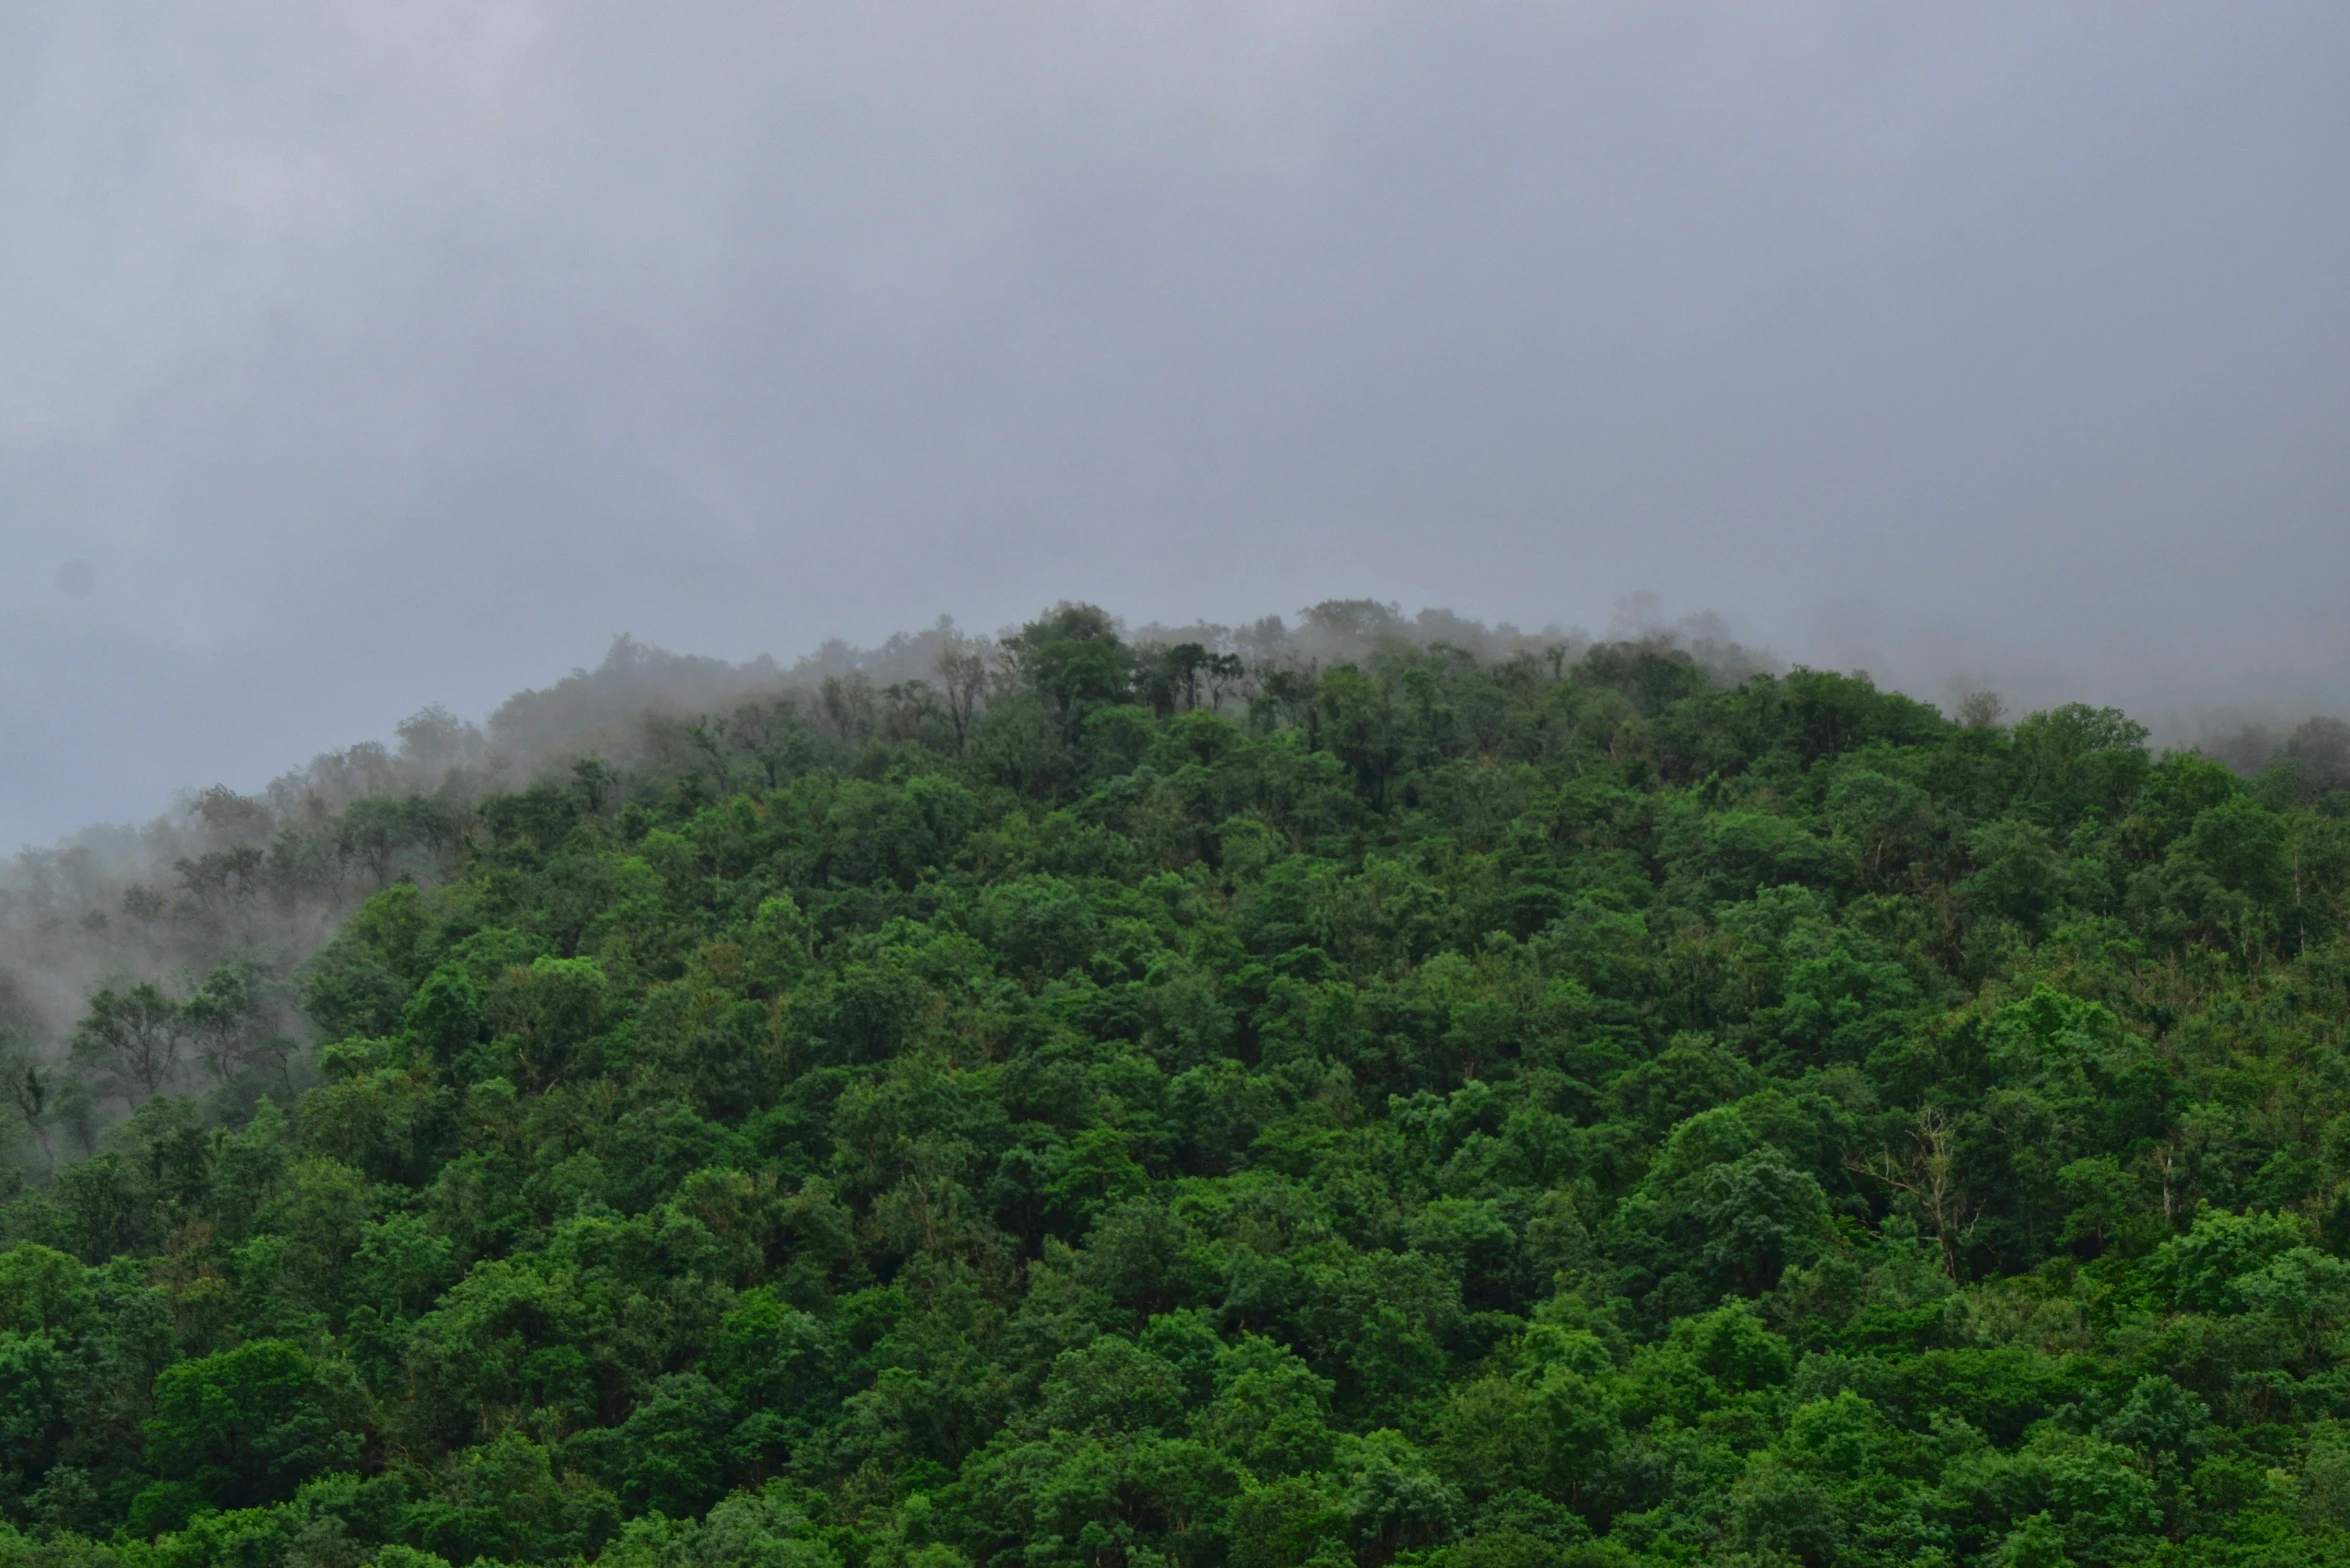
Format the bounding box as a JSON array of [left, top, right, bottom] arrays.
[[5, 602, 2350, 1568]]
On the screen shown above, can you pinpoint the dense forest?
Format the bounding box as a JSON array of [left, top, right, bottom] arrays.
[[7, 601, 2350, 1568]]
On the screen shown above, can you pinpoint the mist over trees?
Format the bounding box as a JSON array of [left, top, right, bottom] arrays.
[[0, 600, 1670, 1078], [4, 601, 2350, 1568]]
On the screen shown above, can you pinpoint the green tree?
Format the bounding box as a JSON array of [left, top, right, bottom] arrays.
[[145, 1340, 351, 1508]]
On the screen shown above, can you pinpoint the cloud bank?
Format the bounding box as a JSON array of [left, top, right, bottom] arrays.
[[4, 2, 2346, 842]]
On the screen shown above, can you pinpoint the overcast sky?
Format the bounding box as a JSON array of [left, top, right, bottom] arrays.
[[3, 2, 2346, 845]]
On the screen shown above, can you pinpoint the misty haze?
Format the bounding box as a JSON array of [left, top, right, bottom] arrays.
[[3, 8, 2349, 1568]]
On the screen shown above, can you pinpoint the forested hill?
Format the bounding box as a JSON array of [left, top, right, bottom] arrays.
[[7, 605, 2350, 1568]]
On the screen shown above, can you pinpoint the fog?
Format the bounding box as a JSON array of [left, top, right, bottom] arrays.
[[4, 1, 2347, 847]]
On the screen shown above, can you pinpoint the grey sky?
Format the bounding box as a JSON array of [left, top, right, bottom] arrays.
[[3, 2, 2346, 845]]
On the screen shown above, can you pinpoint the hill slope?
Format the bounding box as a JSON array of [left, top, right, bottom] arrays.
[[6, 605, 2350, 1568]]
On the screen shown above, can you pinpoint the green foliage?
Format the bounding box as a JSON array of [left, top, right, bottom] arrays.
[[10, 614, 2350, 1567], [145, 1340, 352, 1509]]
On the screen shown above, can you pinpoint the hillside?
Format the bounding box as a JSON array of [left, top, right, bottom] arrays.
[[6, 603, 2350, 1568]]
